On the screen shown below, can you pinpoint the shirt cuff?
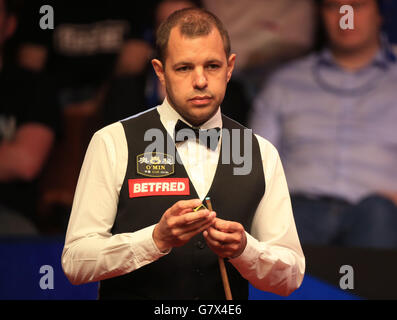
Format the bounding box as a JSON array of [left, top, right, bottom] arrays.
[[130, 224, 171, 267], [228, 232, 258, 269]]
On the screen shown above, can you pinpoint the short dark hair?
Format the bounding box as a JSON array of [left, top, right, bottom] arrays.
[[155, 7, 231, 64], [316, 0, 381, 9]]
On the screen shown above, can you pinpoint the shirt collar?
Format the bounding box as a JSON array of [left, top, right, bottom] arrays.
[[157, 97, 222, 137]]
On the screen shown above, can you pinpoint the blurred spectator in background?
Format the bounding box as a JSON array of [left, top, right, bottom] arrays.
[[13, 0, 156, 232], [0, 0, 59, 235], [17, 0, 154, 108], [204, 0, 316, 97], [101, 0, 252, 127], [250, 0, 397, 248]]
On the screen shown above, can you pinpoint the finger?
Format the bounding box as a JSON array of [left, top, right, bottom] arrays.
[[176, 211, 216, 234], [203, 231, 239, 257], [164, 210, 214, 234], [177, 210, 216, 226], [178, 218, 216, 242], [167, 210, 210, 229], [168, 199, 203, 216], [213, 218, 244, 233], [203, 229, 223, 248], [206, 226, 241, 244], [203, 232, 233, 256]]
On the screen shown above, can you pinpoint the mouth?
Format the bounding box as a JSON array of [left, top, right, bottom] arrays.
[[189, 96, 213, 106]]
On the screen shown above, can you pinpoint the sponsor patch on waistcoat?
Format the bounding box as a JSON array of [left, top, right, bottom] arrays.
[[128, 178, 190, 198], [136, 152, 174, 177]]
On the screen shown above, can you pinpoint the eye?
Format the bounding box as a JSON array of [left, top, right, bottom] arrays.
[[176, 65, 192, 72], [206, 63, 221, 70]]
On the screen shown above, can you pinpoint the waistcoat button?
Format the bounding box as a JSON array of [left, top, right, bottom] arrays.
[[196, 240, 205, 249]]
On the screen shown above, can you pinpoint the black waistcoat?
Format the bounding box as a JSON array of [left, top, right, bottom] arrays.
[[99, 108, 265, 300]]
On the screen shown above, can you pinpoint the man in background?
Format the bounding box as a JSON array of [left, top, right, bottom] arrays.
[[0, 0, 59, 235], [250, 0, 397, 248]]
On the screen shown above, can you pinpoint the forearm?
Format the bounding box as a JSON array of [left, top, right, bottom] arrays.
[[61, 224, 168, 285], [0, 124, 54, 181], [0, 141, 41, 181], [61, 124, 170, 285], [230, 232, 304, 296], [0, 142, 23, 180]]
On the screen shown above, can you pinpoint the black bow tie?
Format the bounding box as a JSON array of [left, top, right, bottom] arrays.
[[174, 119, 221, 150]]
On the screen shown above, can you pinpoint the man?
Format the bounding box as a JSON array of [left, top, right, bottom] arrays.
[[14, 1, 156, 215], [101, 0, 252, 128], [250, 0, 397, 248], [0, 0, 59, 235], [62, 8, 304, 299]]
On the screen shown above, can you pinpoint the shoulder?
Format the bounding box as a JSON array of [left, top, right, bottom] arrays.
[[387, 62, 397, 80], [87, 122, 129, 172], [262, 53, 318, 89], [254, 134, 279, 158], [221, 114, 248, 130], [254, 53, 318, 108], [92, 121, 126, 148], [118, 107, 163, 136], [253, 134, 285, 183], [120, 107, 159, 125]]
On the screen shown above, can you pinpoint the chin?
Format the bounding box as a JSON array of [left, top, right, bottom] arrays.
[[332, 38, 366, 53], [185, 114, 209, 126], [187, 110, 217, 126]]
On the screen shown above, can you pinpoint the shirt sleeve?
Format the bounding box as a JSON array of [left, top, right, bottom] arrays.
[[229, 134, 305, 296], [61, 123, 168, 285]]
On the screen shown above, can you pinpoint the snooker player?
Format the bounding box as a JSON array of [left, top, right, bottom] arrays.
[[61, 7, 305, 299]]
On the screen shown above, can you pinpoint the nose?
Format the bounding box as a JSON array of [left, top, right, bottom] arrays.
[[193, 68, 208, 89]]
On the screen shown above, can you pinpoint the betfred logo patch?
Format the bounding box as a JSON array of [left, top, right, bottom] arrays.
[[128, 178, 190, 198]]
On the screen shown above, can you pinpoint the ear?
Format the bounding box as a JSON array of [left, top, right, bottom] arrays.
[[151, 59, 166, 86], [226, 53, 236, 83]]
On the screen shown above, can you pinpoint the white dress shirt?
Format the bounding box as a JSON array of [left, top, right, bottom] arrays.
[[61, 98, 305, 297]]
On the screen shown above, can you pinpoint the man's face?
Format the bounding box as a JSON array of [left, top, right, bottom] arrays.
[[152, 26, 235, 126], [321, 0, 382, 53]]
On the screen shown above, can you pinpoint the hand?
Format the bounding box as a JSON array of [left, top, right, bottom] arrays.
[[203, 218, 247, 259], [153, 199, 216, 252]]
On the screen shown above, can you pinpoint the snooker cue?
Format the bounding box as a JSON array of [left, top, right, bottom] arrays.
[[205, 197, 233, 300]]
